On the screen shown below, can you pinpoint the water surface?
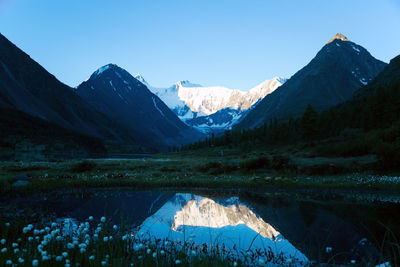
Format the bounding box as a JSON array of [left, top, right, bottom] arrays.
[[2, 188, 399, 265]]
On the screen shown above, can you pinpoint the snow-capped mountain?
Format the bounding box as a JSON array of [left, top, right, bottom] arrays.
[[135, 74, 286, 132], [137, 193, 307, 262]]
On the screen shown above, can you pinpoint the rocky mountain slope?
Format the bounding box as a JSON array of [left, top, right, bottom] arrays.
[[236, 33, 387, 129], [76, 65, 203, 150]]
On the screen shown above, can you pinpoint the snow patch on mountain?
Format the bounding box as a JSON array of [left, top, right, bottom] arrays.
[[94, 64, 111, 76], [152, 97, 165, 118]]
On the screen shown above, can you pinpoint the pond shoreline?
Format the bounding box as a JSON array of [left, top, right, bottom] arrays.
[[2, 185, 400, 204]]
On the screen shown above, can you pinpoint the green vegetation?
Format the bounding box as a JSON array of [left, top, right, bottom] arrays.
[[181, 79, 400, 172], [1, 148, 400, 197], [1, 217, 295, 266]]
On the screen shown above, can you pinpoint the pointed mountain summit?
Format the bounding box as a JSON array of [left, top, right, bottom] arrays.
[[76, 64, 203, 150], [236, 34, 387, 129], [0, 33, 133, 142], [327, 33, 350, 43], [133, 73, 148, 86]]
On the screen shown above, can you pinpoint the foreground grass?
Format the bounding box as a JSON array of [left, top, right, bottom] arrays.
[[1, 147, 400, 196], [0, 217, 303, 267]]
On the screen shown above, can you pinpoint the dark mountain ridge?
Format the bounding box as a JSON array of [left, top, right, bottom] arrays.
[[76, 64, 203, 150], [0, 33, 135, 142], [236, 33, 387, 129]]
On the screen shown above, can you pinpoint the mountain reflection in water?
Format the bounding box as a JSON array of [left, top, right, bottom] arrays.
[[137, 193, 308, 262]]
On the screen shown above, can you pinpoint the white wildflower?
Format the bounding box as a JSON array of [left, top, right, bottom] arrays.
[[18, 258, 24, 263], [326, 246, 332, 253], [100, 217, 106, 223], [175, 259, 182, 265], [12, 242, 18, 248], [113, 225, 118, 230], [101, 261, 107, 266], [1, 248, 7, 253], [160, 250, 165, 255], [6, 260, 12, 265], [147, 248, 151, 254], [32, 259, 39, 266], [103, 237, 109, 242], [62, 252, 68, 258], [28, 237, 34, 242], [14, 248, 19, 253], [89, 255, 95, 260], [56, 256, 63, 261], [88, 216, 94, 221], [152, 252, 157, 258], [51, 222, 57, 228], [0, 239, 5, 245], [42, 255, 49, 261], [80, 248, 86, 253]]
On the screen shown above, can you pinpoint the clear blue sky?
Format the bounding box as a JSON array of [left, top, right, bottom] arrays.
[[1, 0, 399, 90]]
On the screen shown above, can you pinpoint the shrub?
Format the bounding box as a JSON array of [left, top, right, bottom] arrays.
[[70, 160, 97, 173], [240, 157, 270, 171], [374, 140, 400, 171], [194, 162, 238, 174], [271, 155, 293, 170]]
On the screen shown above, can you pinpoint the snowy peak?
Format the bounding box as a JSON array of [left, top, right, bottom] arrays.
[[175, 80, 202, 88], [275, 77, 288, 84], [92, 63, 119, 77], [327, 33, 350, 43], [133, 73, 149, 86]]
